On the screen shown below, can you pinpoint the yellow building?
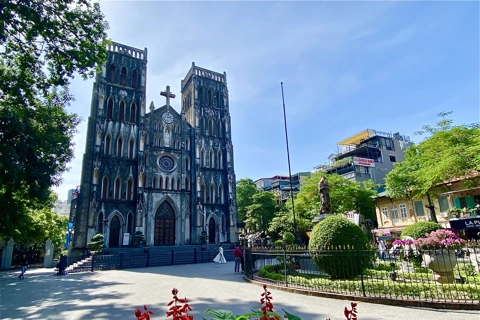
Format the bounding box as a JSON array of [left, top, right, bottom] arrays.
[[375, 176, 480, 239]]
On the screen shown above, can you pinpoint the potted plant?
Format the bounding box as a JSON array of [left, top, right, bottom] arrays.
[[414, 229, 465, 284], [199, 231, 208, 246], [132, 231, 145, 247], [86, 233, 105, 254], [446, 207, 461, 219]]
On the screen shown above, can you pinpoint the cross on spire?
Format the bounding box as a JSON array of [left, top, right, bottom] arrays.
[[160, 85, 176, 111]]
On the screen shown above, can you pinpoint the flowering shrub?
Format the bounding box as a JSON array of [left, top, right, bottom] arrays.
[[414, 229, 465, 250], [135, 285, 358, 320]]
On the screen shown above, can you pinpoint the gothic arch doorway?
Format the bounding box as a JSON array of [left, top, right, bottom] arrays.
[[154, 201, 175, 246], [208, 218, 216, 244], [109, 215, 121, 248]]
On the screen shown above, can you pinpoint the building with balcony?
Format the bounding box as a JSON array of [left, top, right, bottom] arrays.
[[374, 175, 480, 240], [255, 172, 310, 204], [314, 129, 413, 185]]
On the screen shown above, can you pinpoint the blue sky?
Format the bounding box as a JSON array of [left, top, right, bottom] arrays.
[[54, 1, 479, 200]]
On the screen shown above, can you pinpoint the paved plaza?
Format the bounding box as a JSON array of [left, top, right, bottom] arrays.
[[1, 262, 479, 320]]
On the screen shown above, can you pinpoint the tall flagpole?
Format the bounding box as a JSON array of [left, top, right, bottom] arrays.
[[281, 82, 299, 244]]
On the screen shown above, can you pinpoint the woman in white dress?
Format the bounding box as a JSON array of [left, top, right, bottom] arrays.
[[213, 244, 227, 264]]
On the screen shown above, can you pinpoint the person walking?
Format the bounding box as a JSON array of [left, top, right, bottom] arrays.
[[240, 244, 245, 272], [18, 254, 28, 279], [213, 244, 226, 264], [378, 239, 387, 261], [233, 245, 242, 272]]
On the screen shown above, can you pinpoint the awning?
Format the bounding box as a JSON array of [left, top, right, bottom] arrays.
[[449, 217, 480, 230], [337, 129, 375, 146]]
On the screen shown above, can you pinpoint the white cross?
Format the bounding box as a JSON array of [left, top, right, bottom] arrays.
[[160, 85, 176, 110]]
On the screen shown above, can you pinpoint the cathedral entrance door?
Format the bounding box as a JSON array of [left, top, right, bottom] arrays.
[[154, 202, 175, 246], [109, 216, 120, 248], [208, 218, 216, 244]]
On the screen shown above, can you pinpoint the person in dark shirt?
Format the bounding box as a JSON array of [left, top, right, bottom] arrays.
[[18, 254, 28, 279]]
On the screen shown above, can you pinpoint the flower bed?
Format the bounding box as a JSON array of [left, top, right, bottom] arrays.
[[134, 285, 358, 320]]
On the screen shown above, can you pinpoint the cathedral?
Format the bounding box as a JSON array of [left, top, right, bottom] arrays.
[[72, 42, 238, 251]]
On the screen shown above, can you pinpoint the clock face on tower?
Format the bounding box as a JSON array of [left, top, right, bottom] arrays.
[[162, 111, 174, 124]]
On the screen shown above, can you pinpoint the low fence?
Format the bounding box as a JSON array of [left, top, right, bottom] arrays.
[[244, 245, 480, 306], [70, 248, 234, 272]]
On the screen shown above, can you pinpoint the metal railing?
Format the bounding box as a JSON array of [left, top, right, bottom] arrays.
[[244, 245, 480, 305], [67, 248, 234, 272]]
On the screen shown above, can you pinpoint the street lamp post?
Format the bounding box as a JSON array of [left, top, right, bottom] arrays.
[[281, 82, 301, 245]]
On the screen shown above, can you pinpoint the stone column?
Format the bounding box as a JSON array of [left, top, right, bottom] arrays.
[[2, 239, 14, 270], [43, 239, 54, 268]]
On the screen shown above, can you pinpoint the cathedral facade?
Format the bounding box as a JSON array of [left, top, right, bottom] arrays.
[[72, 42, 238, 250]]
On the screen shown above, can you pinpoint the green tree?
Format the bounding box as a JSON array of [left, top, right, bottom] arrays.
[[0, 0, 109, 238], [385, 112, 480, 221], [11, 190, 68, 248], [245, 191, 278, 233], [236, 178, 260, 222], [271, 172, 377, 237]]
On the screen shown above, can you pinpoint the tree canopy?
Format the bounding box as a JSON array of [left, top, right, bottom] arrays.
[[270, 172, 377, 238], [236, 178, 260, 222], [0, 0, 109, 239], [245, 191, 278, 233], [385, 112, 480, 199]]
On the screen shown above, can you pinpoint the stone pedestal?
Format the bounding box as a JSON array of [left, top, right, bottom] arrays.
[[43, 239, 54, 268], [1, 239, 14, 270], [423, 250, 457, 284]]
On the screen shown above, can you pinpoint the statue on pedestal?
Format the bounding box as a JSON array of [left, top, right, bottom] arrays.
[[318, 176, 331, 214]]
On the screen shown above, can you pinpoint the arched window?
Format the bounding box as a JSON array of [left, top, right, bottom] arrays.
[[185, 138, 190, 151], [185, 177, 190, 191], [186, 157, 190, 171], [120, 67, 127, 86], [109, 64, 116, 83], [209, 150, 214, 168], [102, 177, 109, 199], [154, 121, 157, 130], [130, 103, 137, 123], [117, 136, 123, 157], [98, 212, 104, 234], [210, 184, 215, 203], [221, 214, 226, 232], [165, 177, 170, 190], [177, 179, 180, 190], [198, 87, 203, 103], [200, 117, 204, 134], [127, 179, 133, 200], [201, 149, 205, 167], [143, 174, 147, 188], [202, 184, 206, 203], [208, 89, 212, 106], [105, 135, 111, 156], [217, 120, 222, 137], [208, 119, 213, 135], [127, 212, 134, 235], [215, 92, 220, 107], [153, 177, 157, 189], [217, 151, 222, 169], [129, 139, 134, 159], [159, 176, 163, 189], [219, 185, 223, 204], [132, 69, 138, 88], [107, 99, 113, 119], [114, 177, 121, 200], [119, 101, 125, 121], [172, 178, 176, 190]]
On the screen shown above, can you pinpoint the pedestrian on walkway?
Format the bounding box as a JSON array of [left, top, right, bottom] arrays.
[[18, 254, 28, 279], [240, 244, 245, 272], [233, 244, 242, 272], [213, 244, 226, 264]]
